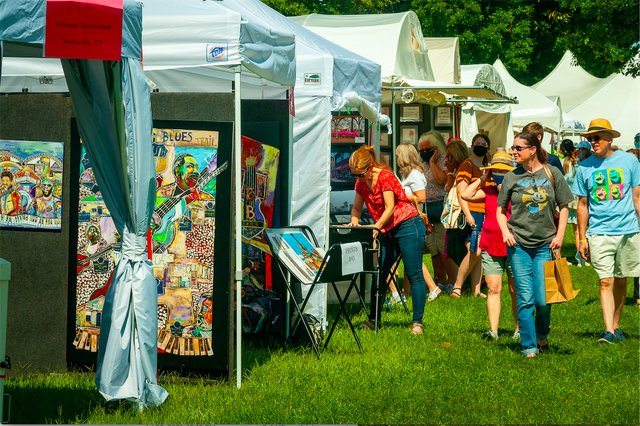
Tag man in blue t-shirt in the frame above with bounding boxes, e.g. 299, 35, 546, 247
573, 118, 640, 344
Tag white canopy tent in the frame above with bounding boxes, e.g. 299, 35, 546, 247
215, 0, 383, 335
1, 0, 297, 390
291, 11, 434, 83
459, 64, 512, 150
292, 13, 512, 106
532, 50, 614, 112
493, 58, 562, 133
424, 37, 460, 84
1, 0, 295, 97
567, 73, 640, 150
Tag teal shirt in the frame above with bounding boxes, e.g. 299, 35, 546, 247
573, 150, 640, 236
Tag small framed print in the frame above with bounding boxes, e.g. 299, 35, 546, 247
399, 104, 422, 122
400, 125, 419, 145
380, 132, 390, 147
435, 106, 452, 126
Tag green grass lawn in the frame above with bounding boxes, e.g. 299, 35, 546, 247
6, 229, 640, 424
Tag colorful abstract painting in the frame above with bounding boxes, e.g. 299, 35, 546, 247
74, 128, 223, 357
239, 136, 283, 334
241, 136, 279, 290
0, 139, 63, 229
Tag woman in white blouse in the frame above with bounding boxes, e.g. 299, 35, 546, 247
396, 143, 442, 302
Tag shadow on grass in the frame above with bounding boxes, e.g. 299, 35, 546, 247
6, 383, 103, 424
624, 296, 640, 306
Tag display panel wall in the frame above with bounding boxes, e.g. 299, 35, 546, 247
67, 121, 234, 373
0, 92, 290, 375
0, 93, 75, 373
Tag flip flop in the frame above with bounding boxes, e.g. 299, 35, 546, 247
450, 288, 462, 299
428, 288, 442, 302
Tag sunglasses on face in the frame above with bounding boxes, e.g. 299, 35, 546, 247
586, 135, 605, 143
511, 145, 530, 152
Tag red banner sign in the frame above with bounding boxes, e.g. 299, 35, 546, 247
45, 0, 123, 61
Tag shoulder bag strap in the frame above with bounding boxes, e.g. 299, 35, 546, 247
542, 164, 555, 189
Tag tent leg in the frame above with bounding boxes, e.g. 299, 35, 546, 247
234, 66, 243, 390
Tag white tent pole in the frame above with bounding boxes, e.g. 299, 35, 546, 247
234, 66, 243, 390
391, 83, 397, 174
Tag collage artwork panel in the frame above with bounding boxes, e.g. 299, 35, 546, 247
0, 139, 64, 229
75, 129, 222, 357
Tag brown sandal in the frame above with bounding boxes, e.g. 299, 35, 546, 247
411, 323, 424, 335
450, 288, 462, 299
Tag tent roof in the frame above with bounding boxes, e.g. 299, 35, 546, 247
532, 50, 614, 111
0, 0, 142, 59
424, 37, 460, 84
382, 78, 514, 105
493, 58, 562, 132
219, 0, 381, 103
141, 0, 294, 86
460, 64, 506, 97
1, 0, 297, 94
567, 73, 640, 150
290, 12, 434, 83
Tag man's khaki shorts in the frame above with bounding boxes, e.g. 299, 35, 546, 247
588, 232, 640, 279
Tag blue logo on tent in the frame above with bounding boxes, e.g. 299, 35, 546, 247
206, 43, 227, 62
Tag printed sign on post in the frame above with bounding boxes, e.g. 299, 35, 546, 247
45, 0, 123, 60
341, 242, 363, 276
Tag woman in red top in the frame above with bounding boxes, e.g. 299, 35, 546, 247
348, 146, 427, 335
460, 149, 519, 341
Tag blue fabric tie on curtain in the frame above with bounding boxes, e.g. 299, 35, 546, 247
61, 57, 168, 410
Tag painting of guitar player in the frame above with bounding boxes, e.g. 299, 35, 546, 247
74, 128, 227, 357
0, 139, 63, 229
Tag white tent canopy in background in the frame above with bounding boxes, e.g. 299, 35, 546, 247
424, 37, 460, 84
459, 64, 512, 150
493, 58, 562, 133
567, 73, 640, 150
290, 11, 435, 83
532, 50, 613, 112
292, 13, 514, 106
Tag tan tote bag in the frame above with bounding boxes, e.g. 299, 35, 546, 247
545, 250, 580, 304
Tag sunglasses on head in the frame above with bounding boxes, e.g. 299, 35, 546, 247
511, 145, 530, 152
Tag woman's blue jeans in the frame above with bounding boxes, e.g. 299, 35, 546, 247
507, 243, 552, 355
371, 216, 427, 324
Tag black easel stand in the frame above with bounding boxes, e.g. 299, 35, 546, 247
266, 226, 369, 358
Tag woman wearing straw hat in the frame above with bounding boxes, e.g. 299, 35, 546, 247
461, 149, 519, 341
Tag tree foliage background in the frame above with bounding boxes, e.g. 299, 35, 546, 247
262, 0, 640, 85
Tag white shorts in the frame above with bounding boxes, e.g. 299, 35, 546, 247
588, 233, 640, 279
